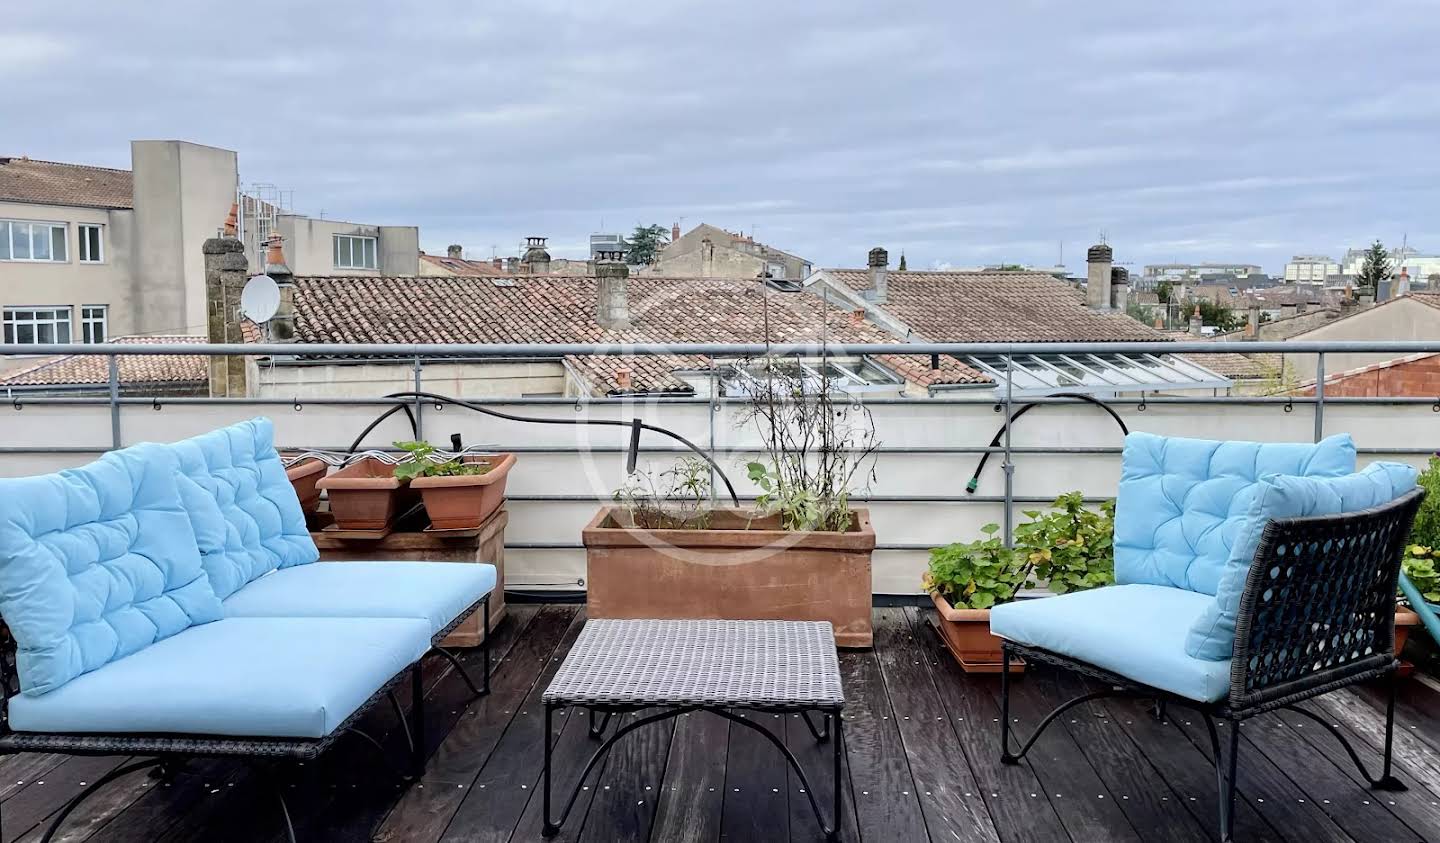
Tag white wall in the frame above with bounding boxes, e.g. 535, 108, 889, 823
0, 392, 1427, 595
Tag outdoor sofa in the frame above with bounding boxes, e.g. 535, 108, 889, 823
0, 418, 496, 841
991, 432, 1424, 842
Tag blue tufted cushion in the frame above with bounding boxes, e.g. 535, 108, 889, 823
1114, 432, 1355, 596
1185, 461, 1418, 661
168, 418, 318, 601
0, 444, 223, 696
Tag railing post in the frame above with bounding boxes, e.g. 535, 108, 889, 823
107, 354, 121, 450
1003, 350, 1015, 548
413, 357, 424, 442
1313, 352, 1325, 443
708, 368, 719, 506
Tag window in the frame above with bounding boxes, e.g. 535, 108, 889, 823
78, 224, 103, 262
333, 234, 378, 270
81, 306, 107, 343
0, 220, 67, 262
2, 307, 72, 345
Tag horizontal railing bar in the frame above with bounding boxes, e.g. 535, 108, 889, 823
505, 542, 947, 551
0, 444, 1432, 457
6, 340, 1440, 357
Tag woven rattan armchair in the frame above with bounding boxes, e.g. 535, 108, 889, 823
997, 488, 1424, 843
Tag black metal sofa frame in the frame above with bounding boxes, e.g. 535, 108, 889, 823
0, 594, 491, 843
998, 489, 1425, 843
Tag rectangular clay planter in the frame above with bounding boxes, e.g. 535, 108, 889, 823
282, 456, 328, 518
317, 457, 418, 531
582, 506, 875, 648
931, 592, 1024, 674
411, 453, 516, 530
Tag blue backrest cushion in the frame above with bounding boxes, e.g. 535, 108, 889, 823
168, 418, 318, 600
1185, 461, 1418, 661
0, 444, 223, 695
1114, 432, 1356, 595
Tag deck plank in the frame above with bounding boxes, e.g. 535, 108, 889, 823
900, 610, 1056, 843
575, 707, 675, 843
649, 712, 728, 843
1039, 671, 1211, 843
406, 606, 579, 843
783, 709, 859, 843
0, 756, 130, 843
833, 639, 930, 843
719, 709, 788, 842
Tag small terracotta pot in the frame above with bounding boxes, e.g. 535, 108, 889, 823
411, 453, 517, 530
282, 457, 327, 517
931, 592, 1024, 673
317, 458, 417, 531
1396, 607, 1421, 654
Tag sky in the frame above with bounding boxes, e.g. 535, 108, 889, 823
5, 0, 1439, 275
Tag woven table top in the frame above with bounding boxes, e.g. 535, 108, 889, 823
543, 619, 844, 709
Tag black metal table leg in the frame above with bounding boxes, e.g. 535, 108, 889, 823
542, 702, 557, 837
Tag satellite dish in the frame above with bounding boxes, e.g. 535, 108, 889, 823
240, 274, 281, 323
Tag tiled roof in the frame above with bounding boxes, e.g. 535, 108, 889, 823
0, 157, 133, 209
1291, 351, 1440, 392
286, 274, 990, 394
419, 253, 509, 276
1184, 351, 1282, 380
0, 336, 205, 388
825, 269, 1166, 343
874, 354, 991, 387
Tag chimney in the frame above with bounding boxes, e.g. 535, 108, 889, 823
595, 250, 631, 329
447, 244, 463, 259
671, 221, 681, 243
223, 203, 238, 237
1086, 244, 1113, 309
614, 366, 633, 393
1280, 302, 1297, 319
1296, 301, 1307, 315
1154, 315, 1164, 329
1398, 267, 1412, 296
1110, 267, 1129, 311
1189, 304, 1204, 336
492, 256, 504, 271
1378, 275, 1393, 303
203, 236, 250, 397
701, 237, 715, 277
262, 234, 297, 342
522, 236, 550, 275
867, 247, 889, 303
1246, 304, 1260, 339
506, 256, 520, 274
850, 308, 866, 327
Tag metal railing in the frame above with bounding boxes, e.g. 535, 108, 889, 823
3, 340, 1438, 590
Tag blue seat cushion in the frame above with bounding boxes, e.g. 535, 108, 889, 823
1185, 461, 1419, 661
168, 418, 318, 600
990, 584, 1231, 703
0, 443, 222, 696
222, 561, 497, 640
1115, 432, 1355, 595
7, 616, 431, 739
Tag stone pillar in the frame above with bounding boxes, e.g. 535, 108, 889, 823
203, 237, 250, 397
1110, 267, 1129, 311
595, 251, 631, 329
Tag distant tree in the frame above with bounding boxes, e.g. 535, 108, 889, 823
1156, 281, 1174, 304
898, 252, 907, 271
995, 263, 1026, 271
1355, 240, 1392, 294
1192, 298, 1240, 332
626, 224, 670, 266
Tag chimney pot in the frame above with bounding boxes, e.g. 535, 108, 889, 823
851, 308, 866, 327
492, 256, 503, 271
447, 244, 463, 259
1110, 266, 1129, 311
1086, 243, 1113, 310
1189, 304, 1204, 336
615, 367, 633, 391
867, 247, 889, 302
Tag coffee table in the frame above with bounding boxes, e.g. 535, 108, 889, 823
540, 618, 845, 840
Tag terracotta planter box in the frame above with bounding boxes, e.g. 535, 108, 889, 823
282, 456, 327, 518
582, 506, 875, 648
411, 453, 517, 530
931, 592, 1024, 674
1396, 607, 1421, 654
317, 458, 418, 531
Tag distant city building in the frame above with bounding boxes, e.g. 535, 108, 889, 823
1342, 246, 1440, 287
1284, 254, 1341, 283
645, 223, 812, 281
0, 141, 418, 354
1140, 262, 1263, 289
589, 232, 627, 261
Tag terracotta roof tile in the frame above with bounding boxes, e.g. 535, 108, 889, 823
874, 354, 990, 387
826, 269, 1165, 343
0, 336, 205, 387
1183, 351, 1282, 380
0, 157, 133, 209
419, 253, 509, 276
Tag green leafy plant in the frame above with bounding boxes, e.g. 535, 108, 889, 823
923, 524, 1030, 610
924, 492, 1116, 608
1014, 492, 1116, 594
1402, 546, 1440, 604
613, 457, 713, 529
1400, 455, 1440, 606
391, 440, 492, 481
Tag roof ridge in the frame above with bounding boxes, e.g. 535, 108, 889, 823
0, 157, 133, 175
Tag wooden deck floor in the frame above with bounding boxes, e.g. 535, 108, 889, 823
4, 604, 1440, 842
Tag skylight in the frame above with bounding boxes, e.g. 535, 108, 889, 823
956, 352, 1230, 397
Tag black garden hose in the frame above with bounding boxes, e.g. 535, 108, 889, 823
966, 392, 1129, 494
344, 390, 741, 506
